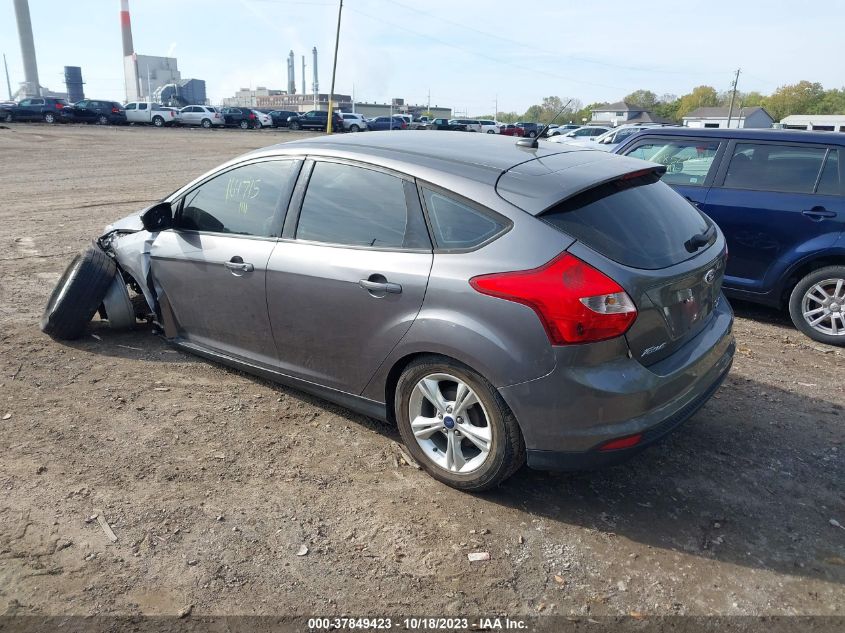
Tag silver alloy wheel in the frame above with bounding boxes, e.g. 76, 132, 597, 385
408, 373, 492, 473
802, 278, 845, 336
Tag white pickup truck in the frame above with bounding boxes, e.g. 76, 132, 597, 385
124, 102, 179, 127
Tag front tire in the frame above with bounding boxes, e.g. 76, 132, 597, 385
788, 266, 845, 346
289, 121, 300, 130
527, 130, 537, 138
395, 356, 525, 491
3, 112, 12, 123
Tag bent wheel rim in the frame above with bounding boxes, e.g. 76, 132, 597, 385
802, 278, 845, 336
408, 373, 492, 474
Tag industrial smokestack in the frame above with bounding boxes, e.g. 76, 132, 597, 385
312, 47, 318, 98
13, 0, 40, 97
64, 66, 84, 103
288, 50, 295, 94
301, 55, 306, 96
120, 0, 141, 102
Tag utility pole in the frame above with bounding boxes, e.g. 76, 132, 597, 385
326, 0, 343, 134
3, 54, 12, 100
725, 68, 741, 129
494, 94, 498, 121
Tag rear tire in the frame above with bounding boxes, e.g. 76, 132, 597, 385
788, 266, 845, 346
239, 120, 249, 129
152, 115, 164, 127
289, 121, 300, 130
3, 112, 12, 123
528, 130, 537, 138
41, 245, 117, 340
395, 356, 525, 491
97, 114, 109, 125
201, 118, 212, 129
44, 112, 56, 124
350, 124, 360, 132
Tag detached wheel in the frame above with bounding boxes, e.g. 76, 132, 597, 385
201, 118, 212, 129
788, 266, 845, 346
41, 245, 117, 340
152, 115, 164, 127
395, 356, 525, 491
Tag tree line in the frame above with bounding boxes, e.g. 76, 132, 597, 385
480, 81, 845, 124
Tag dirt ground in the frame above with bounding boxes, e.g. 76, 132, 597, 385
0, 124, 843, 622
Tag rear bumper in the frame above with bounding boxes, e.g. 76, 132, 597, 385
499, 294, 735, 470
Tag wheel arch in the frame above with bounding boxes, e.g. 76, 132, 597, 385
778, 252, 845, 308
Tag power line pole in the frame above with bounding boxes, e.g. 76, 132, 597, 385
726, 68, 741, 129
326, 0, 343, 134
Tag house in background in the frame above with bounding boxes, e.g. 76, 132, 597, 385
682, 106, 774, 129
590, 101, 673, 126
780, 114, 845, 132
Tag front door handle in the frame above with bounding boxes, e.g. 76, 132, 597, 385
359, 279, 402, 294
802, 207, 836, 221
224, 257, 254, 273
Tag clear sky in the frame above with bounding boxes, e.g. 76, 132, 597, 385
1, 0, 842, 113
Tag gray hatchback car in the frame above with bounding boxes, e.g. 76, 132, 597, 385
43, 132, 735, 491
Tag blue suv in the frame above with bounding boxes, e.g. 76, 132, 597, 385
615, 128, 844, 345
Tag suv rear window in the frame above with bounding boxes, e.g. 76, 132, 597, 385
541, 173, 714, 270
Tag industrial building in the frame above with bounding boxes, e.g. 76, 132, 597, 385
352, 101, 451, 120
154, 79, 207, 107
135, 55, 180, 100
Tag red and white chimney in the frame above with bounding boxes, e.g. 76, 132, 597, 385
121, 0, 141, 101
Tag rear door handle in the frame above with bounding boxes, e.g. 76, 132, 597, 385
359, 279, 402, 294
802, 207, 836, 221
224, 258, 254, 273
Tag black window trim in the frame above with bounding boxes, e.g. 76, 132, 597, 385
622, 135, 728, 189
712, 138, 838, 195
169, 156, 304, 241
415, 180, 513, 254
282, 156, 432, 253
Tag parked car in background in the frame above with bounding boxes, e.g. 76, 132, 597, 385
499, 123, 525, 137
221, 107, 257, 129
551, 125, 612, 144
547, 124, 581, 136
515, 122, 541, 138
124, 102, 178, 127
340, 112, 369, 132
252, 110, 273, 128
615, 127, 845, 345
287, 110, 343, 132
452, 119, 483, 132
431, 118, 466, 131
479, 120, 500, 134
268, 110, 299, 128
368, 116, 407, 131
5, 97, 73, 123
68, 100, 126, 125
178, 105, 225, 128
588, 125, 662, 151
46, 132, 733, 491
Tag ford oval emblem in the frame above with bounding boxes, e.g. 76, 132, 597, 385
704, 269, 716, 284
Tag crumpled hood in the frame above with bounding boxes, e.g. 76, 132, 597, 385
103, 211, 145, 235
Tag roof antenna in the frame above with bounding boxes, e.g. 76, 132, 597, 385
517, 99, 573, 149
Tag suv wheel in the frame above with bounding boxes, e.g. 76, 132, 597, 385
789, 266, 845, 346
395, 356, 525, 491
97, 114, 109, 125
527, 130, 537, 138
201, 118, 212, 129
289, 121, 300, 131
239, 120, 249, 129
44, 112, 56, 124
349, 124, 360, 132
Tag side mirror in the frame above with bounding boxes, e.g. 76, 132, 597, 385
141, 201, 174, 232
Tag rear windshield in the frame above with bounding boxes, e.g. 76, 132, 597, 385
541, 173, 714, 270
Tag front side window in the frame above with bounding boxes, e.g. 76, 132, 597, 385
723, 143, 827, 194
422, 188, 507, 250
125, 103, 136, 111
626, 139, 720, 187
297, 162, 427, 249
175, 160, 299, 237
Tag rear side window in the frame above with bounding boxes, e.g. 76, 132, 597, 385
723, 143, 826, 193
421, 189, 507, 250
815, 150, 840, 195
176, 160, 299, 237
625, 139, 720, 187
541, 173, 713, 270
297, 162, 428, 249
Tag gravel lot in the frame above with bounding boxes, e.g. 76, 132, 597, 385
0, 124, 843, 622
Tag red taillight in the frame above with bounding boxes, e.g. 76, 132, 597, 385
598, 433, 643, 452
55, 102, 64, 109
469, 253, 637, 344
249, 112, 255, 119
112, 106, 120, 113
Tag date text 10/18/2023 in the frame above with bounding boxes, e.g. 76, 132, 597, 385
307, 617, 528, 630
